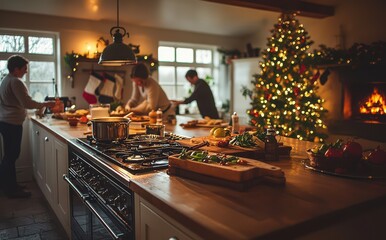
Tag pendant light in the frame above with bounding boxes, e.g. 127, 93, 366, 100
98, 0, 137, 66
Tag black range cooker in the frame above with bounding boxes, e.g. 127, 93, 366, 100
64, 133, 188, 240
77, 133, 187, 173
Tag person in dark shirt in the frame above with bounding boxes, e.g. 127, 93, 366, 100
172, 69, 219, 119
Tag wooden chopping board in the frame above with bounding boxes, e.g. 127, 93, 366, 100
168, 154, 285, 190
176, 137, 292, 158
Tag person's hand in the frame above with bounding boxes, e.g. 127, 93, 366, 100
171, 100, 183, 105
45, 101, 56, 108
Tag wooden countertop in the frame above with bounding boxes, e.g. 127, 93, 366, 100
30, 115, 386, 239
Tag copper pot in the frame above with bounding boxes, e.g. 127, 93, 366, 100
91, 117, 130, 142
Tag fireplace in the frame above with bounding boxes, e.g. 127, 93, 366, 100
344, 83, 386, 122
326, 64, 386, 142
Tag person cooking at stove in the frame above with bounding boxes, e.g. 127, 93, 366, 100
125, 63, 174, 119
0, 55, 56, 198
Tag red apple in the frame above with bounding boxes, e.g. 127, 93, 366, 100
341, 141, 363, 170
325, 147, 343, 159
324, 147, 344, 170
343, 141, 363, 160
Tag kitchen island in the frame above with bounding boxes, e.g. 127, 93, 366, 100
30, 116, 386, 240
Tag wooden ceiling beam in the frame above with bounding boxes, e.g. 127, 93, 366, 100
203, 0, 335, 18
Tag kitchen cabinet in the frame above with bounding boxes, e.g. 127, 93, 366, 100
231, 57, 261, 124
31, 122, 46, 190
53, 138, 70, 236
135, 194, 202, 240
30, 120, 70, 236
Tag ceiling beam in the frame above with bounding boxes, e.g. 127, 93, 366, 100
203, 0, 335, 18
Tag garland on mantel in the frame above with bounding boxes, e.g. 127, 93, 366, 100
64, 50, 159, 82
310, 41, 386, 67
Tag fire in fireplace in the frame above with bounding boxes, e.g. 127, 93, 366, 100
354, 86, 386, 122
359, 88, 386, 115
327, 65, 386, 142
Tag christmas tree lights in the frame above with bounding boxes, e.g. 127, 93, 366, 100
242, 12, 328, 142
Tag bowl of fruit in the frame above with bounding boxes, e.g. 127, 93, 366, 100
306, 139, 386, 178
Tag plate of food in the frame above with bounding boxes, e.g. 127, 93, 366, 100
54, 109, 89, 120
180, 120, 199, 128
196, 118, 228, 128
110, 105, 129, 117
129, 115, 150, 122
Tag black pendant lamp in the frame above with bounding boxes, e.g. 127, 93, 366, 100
98, 0, 137, 66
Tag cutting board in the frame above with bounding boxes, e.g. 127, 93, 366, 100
168, 154, 285, 190
176, 138, 292, 159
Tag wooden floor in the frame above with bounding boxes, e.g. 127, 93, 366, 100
0, 181, 69, 240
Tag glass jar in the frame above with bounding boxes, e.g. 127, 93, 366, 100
264, 126, 279, 161
145, 124, 165, 137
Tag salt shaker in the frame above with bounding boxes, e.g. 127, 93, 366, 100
156, 108, 163, 125
231, 112, 240, 134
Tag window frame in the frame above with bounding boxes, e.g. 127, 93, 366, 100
158, 41, 219, 102
0, 28, 61, 98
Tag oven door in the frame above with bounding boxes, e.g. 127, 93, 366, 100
64, 174, 131, 240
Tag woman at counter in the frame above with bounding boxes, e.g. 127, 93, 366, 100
125, 63, 174, 119
0, 55, 55, 198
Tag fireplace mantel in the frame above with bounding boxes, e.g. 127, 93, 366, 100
319, 64, 386, 84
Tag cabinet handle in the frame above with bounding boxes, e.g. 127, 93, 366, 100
36, 131, 39, 135
169, 237, 179, 240
44, 137, 49, 142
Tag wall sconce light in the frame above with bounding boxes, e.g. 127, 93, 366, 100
98, 0, 137, 66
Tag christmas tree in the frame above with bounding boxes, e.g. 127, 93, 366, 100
242, 12, 328, 142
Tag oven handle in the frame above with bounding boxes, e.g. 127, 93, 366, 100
63, 174, 89, 201
84, 199, 125, 240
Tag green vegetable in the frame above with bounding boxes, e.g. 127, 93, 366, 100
208, 155, 221, 162
178, 150, 240, 166
178, 148, 189, 159
229, 132, 257, 148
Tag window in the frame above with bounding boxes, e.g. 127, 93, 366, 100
158, 42, 220, 108
0, 29, 60, 102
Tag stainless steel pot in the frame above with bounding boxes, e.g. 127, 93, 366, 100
91, 117, 130, 142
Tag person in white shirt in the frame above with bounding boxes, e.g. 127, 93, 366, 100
125, 63, 174, 118
0, 55, 55, 198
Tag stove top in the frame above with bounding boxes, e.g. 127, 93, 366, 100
77, 133, 188, 173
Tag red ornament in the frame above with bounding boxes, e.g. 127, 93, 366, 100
299, 64, 306, 74
265, 93, 272, 101
293, 87, 300, 96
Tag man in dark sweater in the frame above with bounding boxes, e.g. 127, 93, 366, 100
173, 69, 219, 119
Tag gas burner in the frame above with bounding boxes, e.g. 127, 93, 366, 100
77, 133, 187, 174
123, 154, 145, 162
